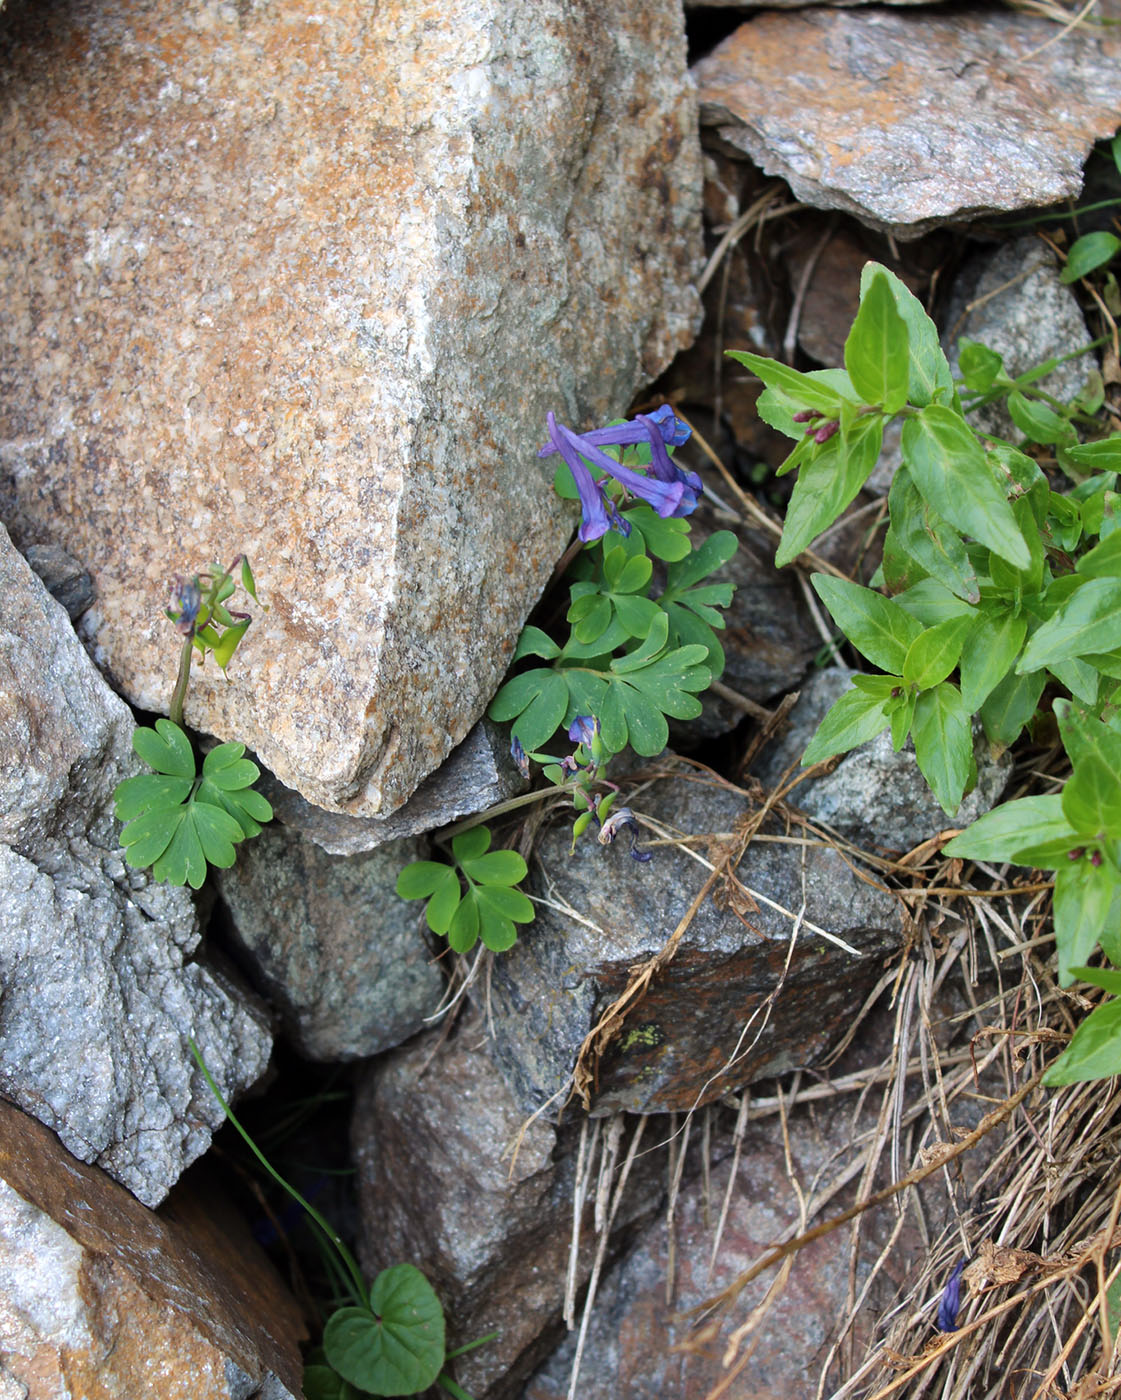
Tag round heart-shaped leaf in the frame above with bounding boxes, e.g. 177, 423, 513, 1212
323, 1265, 445, 1397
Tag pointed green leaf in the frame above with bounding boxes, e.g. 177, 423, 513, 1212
1061, 755, 1121, 836
845, 269, 910, 412
885, 466, 979, 603
775, 415, 883, 568
911, 682, 971, 815
902, 407, 1030, 568
725, 350, 847, 414
1042, 997, 1121, 1085
1006, 391, 1075, 447
212, 618, 250, 671
1018, 578, 1121, 671
980, 668, 1045, 748
801, 684, 892, 766
1060, 230, 1121, 283
942, 794, 1072, 865
1053, 858, 1116, 985
957, 338, 1004, 393
860, 262, 953, 407
811, 575, 923, 674
1064, 436, 1121, 472
902, 614, 976, 691
959, 610, 1026, 711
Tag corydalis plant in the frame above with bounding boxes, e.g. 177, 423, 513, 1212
113, 557, 273, 889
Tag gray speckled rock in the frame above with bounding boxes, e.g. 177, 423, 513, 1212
488, 769, 902, 1118
0, 0, 702, 820
256, 720, 527, 855
695, 8, 1121, 238
947, 237, 1095, 441
755, 667, 1012, 853
216, 823, 445, 1061
0, 524, 271, 1207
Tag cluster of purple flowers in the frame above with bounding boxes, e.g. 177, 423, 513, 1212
538, 404, 702, 542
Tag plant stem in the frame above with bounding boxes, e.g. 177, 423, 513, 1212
169, 637, 193, 727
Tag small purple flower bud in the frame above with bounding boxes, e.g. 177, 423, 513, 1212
510, 735, 530, 781
1068, 847, 1085, 861
568, 716, 599, 747
936, 1260, 965, 1332
168, 577, 202, 635
791, 410, 817, 424
812, 419, 840, 445
1090, 849, 1103, 867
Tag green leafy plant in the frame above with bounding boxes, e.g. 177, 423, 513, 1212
113, 557, 273, 887
396, 825, 535, 953
730, 259, 1121, 1084
190, 1041, 490, 1400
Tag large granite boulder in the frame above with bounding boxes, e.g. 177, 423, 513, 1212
0, 0, 703, 819
0, 525, 271, 1207
694, 7, 1121, 238
0, 1098, 303, 1399
488, 767, 902, 1117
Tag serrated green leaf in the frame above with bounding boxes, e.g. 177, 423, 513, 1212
911, 682, 971, 815
902, 614, 976, 691
114, 772, 193, 821
902, 407, 1030, 569
324, 1265, 445, 1396
812, 575, 923, 674
959, 610, 1026, 711
801, 685, 892, 766
1018, 577, 1121, 671
448, 891, 481, 952
860, 263, 953, 408
845, 269, 910, 412
132, 720, 196, 779
1060, 230, 1121, 283
425, 866, 463, 935
1042, 996, 1121, 1085
452, 826, 491, 863
397, 860, 456, 900
461, 849, 528, 886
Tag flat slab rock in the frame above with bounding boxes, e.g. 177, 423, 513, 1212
489, 768, 902, 1117
694, 6, 1121, 237
0, 0, 702, 819
0, 1098, 303, 1399
0, 524, 271, 1207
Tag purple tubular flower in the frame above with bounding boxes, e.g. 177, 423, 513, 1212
936, 1260, 965, 1332
554, 422, 688, 521
510, 735, 530, 781
168, 577, 202, 635
537, 403, 691, 458
636, 412, 703, 509
545, 412, 612, 542
568, 716, 599, 747
597, 806, 652, 863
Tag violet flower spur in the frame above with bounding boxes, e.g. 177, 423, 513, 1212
537, 403, 691, 458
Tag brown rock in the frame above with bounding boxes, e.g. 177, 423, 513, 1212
352, 1020, 661, 1400
0, 0, 702, 818
0, 1096, 304, 1399
695, 7, 1121, 238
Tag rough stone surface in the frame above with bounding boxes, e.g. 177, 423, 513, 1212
352, 1019, 662, 1400
0, 1097, 303, 1399
22, 543, 94, 620
0, 524, 271, 1206
946, 236, 1095, 440
257, 720, 527, 855
755, 668, 1012, 854
216, 823, 445, 1061
488, 769, 902, 1118
0, 0, 703, 819
681, 516, 818, 740
694, 7, 1121, 237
